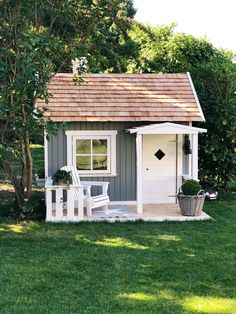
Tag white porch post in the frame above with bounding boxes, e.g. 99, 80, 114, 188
136, 134, 143, 214
192, 133, 198, 180
44, 131, 48, 178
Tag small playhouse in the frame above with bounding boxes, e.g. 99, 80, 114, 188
37, 69, 207, 221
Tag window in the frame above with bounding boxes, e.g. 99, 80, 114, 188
66, 130, 117, 176
75, 137, 109, 173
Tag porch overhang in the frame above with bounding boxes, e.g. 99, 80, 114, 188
127, 122, 207, 135
128, 123, 207, 214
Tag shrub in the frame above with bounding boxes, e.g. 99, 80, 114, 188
36, 168, 45, 179
181, 180, 202, 195
52, 170, 72, 185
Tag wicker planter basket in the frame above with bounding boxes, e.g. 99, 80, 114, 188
177, 191, 205, 216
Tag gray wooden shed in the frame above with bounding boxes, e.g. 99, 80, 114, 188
38, 72, 207, 212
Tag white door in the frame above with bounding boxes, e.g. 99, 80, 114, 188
142, 134, 177, 203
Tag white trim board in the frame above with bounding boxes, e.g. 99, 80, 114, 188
127, 122, 207, 135
44, 131, 49, 178
85, 212, 211, 223
65, 130, 118, 136
109, 201, 137, 205
136, 133, 143, 213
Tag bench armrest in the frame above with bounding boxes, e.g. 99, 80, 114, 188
81, 181, 109, 194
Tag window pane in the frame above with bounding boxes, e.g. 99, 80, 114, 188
76, 140, 91, 154
76, 156, 91, 170
93, 139, 107, 154
93, 156, 107, 170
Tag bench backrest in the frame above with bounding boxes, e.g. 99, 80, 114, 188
61, 166, 81, 186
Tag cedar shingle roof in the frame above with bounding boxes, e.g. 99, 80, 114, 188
37, 73, 205, 122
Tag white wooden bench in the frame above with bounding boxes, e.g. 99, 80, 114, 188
61, 166, 110, 217
45, 178, 84, 222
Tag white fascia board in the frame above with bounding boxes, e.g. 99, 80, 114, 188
128, 122, 168, 134
128, 122, 207, 135
187, 72, 206, 122
140, 127, 207, 135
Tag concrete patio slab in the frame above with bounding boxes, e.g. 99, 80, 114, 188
85, 204, 211, 222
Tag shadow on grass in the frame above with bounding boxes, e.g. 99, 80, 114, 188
0, 201, 235, 313
0, 184, 45, 220
0, 182, 235, 313
0, 189, 16, 217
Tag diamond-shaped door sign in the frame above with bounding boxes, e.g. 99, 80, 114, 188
154, 149, 165, 160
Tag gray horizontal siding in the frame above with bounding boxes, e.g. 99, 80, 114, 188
47, 122, 137, 201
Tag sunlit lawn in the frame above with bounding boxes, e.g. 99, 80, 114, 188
0, 196, 235, 313
0, 144, 235, 313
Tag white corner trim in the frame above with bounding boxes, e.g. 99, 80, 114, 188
177, 134, 183, 192
192, 133, 198, 180
110, 132, 117, 176
187, 72, 206, 122
66, 132, 73, 166
136, 134, 143, 214
44, 131, 49, 178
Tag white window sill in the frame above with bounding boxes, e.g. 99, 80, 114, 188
79, 173, 118, 178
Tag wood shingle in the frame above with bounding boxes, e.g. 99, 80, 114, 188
37, 73, 205, 122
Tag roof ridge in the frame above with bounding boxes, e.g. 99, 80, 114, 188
54, 72, 187, 76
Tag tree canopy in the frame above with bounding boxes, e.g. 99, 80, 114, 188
126, 23, 236, 188
0, 1, 235, 216
0, 0, 136, 212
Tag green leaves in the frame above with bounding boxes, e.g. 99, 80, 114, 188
196, 59, 236, 188
127, 22, 236, 189
0, 0, 137, 209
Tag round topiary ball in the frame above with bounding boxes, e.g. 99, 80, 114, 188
181, 180, 202, 195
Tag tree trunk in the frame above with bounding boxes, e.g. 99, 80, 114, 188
1, 160, 25, 209
24, 129, 33, 201
21, 109, 33, 201
20, 141, 27, 193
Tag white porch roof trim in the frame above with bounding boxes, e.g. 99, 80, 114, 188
127, 122, 207, 135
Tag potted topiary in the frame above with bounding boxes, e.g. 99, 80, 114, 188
177, 179, 205, 216
35, 168, 46, 187
52, 169, 73, 186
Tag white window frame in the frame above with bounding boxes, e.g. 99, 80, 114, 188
65, 130, 117, 177
74, 135, 110, 174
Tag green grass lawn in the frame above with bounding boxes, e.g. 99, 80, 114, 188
0, 144, 45, 217
0, 145, 235, 313
0, 197, 235, 313
0, 144, 44, 181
